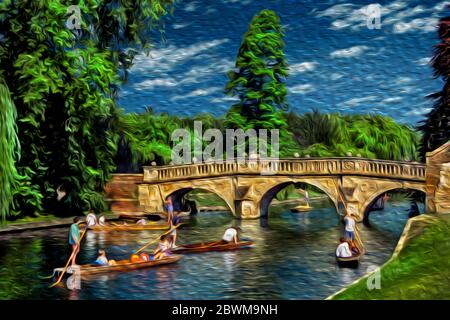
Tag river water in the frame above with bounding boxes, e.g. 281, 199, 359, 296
0, 200, 421, 300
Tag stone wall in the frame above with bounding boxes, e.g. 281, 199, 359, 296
105, 174, 143, 214
425, 141, 450, 214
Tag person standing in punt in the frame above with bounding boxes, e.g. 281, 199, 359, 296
165, 197, 174, 223
169, 214, 182, 248
344, 213, 356, 241
68, 217, 82, 266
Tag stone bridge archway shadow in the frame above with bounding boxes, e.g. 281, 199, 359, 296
363, 187, 426, 227
259, 180, 339, 219
166, 187, 234, 215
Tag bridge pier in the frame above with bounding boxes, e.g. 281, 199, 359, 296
234, 200, 260, 219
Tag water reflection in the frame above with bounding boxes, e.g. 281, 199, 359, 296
0, 200, 411, 300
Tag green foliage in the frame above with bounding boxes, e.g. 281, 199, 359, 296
420, 15, 450, 156
115, 108, 420, 172
0, 0, 174, 217
332, 215, 450, 300
0, 80, 21, 223
225, 9, 289, 131
116, 109, 228, 170
118, 109, 179, 168
286, 111, 420, 161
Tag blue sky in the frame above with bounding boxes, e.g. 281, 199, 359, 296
118, 0, 447, 125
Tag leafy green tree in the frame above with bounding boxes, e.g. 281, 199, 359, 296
0, 0, 174, 216
0, 80, 20, 223
287, 111, 419, 161
225, 9, 288, 131
420, 15, 450, 156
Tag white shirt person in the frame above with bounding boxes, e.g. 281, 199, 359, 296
336, 238, 353, 258
222, 227, 239, 243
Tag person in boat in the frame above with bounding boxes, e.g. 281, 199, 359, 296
86, 212, 97, 227
221, 225, 240, 244
168, 215, 182, 248
136, 218, 148, 225
343, 213, 356, 241
153, 234, 172, 260
98, 215, 107, 226
407, 201, 420, 218
336, 237, 353, 258
165, 197, 174, 223
94, 249, 117, 266
68, 217, 82, 266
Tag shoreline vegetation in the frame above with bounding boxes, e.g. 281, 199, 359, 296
330, 213, 450, 300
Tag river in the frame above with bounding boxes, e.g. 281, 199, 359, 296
0, 200, 422, 300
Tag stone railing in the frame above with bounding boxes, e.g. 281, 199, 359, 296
142, 158, 426, 183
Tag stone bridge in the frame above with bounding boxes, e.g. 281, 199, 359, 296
137, 157, 428, 221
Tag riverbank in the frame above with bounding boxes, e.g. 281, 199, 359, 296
329, 213, 450, 300
0, 193, 329, 233
0, 213, 119, 234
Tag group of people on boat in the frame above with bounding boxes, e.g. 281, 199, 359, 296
335, 213, 360, 259
67, 196, 243, 268
86, 212, 107, 227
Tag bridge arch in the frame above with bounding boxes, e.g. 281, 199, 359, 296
257, 177, 339, 218
166, 187, 234, 214
158, 178, 236, 216
361, 185, 426, 225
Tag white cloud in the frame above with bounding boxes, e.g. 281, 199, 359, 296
134, 78, 177, 90
405, 108, 432, 116
184, 1, 198, 12
210, 96, 239, 103
330, 45, 369, 58
172, 23, 191, 30
330, 73, 344, 81
415, 57, 431, 66
340, 95, 379, 107
393, 17, 438, 34
316, 4, 355, 18
171, 87, 222, 101
383, 97, 403, 103
130, 39, 230, 74
128, 39, 231, 92
290, 84, 314, 94
316, 0, 446, 33
394, 76, 413, 84
289, 62, 319, 73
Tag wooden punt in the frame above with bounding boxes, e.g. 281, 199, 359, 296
88, 222, 170, 232
336, 228, 365, 268
171, 240, 254, 254
336, 252, 363, 268
54, 255, 182, 277
290, 204, 313, 213
118, 213, 166, 221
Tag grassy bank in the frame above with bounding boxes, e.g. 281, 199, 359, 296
332, 214, 450, 300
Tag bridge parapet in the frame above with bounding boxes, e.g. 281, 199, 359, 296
143, 158, 426, 183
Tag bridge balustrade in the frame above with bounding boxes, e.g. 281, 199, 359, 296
142, 158, 426, 183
